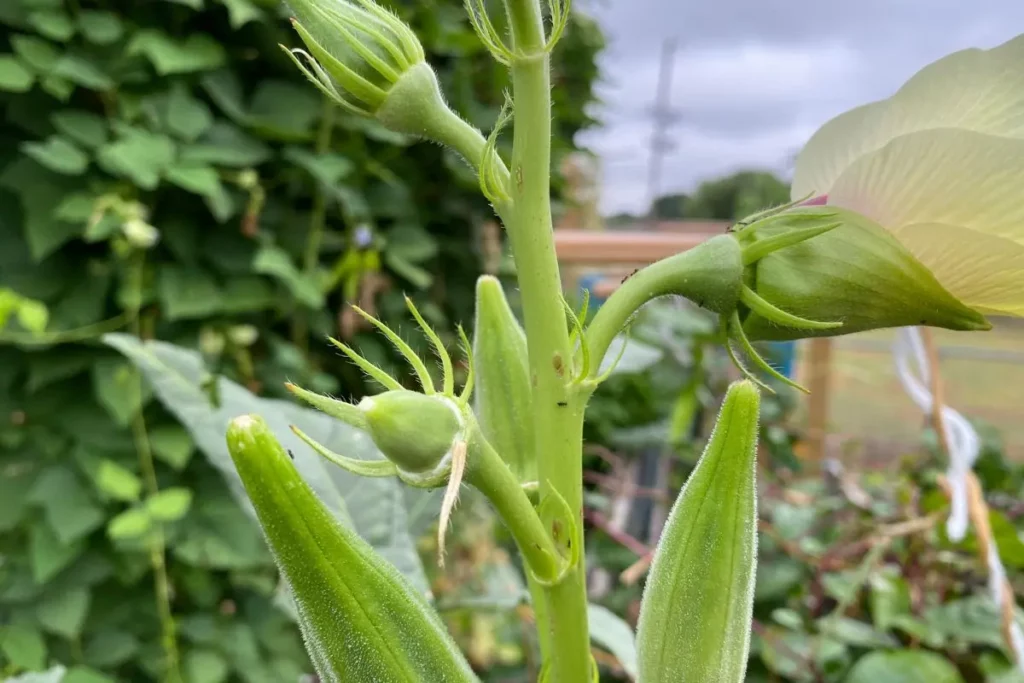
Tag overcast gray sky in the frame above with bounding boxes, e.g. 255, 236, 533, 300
577, 1, 1024, 215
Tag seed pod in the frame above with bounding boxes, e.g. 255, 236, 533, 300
740, 206, 989, 341
472, 276, 536, 483
226, 415, 479, 683
636, 380, 760, 683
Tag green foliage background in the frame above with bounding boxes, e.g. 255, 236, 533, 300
0, 0, 603, 680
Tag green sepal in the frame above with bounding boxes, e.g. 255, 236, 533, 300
636, 380, 761, 683
741, 206, 990, 340
531, 485, 579, 585
225, 415, 479, 683
285, 382, 368, 429
472, 276, 537, 483
290, 425, 399, 479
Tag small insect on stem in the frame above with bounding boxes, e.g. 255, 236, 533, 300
621, 268, 639, 284
287, 449, 295, 460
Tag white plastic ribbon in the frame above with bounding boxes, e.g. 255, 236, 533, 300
893, 328, 979, 541
893, 327, 1024, 669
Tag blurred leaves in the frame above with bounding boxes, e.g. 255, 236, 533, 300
0, 0, 603, 680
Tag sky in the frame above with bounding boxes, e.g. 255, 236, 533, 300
576, 0, 1024, 216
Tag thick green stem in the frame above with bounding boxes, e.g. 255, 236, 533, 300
469, 438, 562, 581
525, 572, 552, 662
585, 235, 745, 376
504, 0, 591, 679
428, 108, 510, 183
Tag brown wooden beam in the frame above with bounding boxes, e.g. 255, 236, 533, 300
553, 229, 716, 265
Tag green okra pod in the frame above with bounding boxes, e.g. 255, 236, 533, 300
226, 414, 479, 683
472, 275, 537, 483
636, 380, 761, 683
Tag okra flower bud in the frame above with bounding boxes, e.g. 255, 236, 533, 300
286, 384, 465, 488
360, 390, 463, 485
285, 298, 568, 579
283, 0, 462, 139
737, 206, 990, 341
586, 201, 988, 393
792, 34, 1024, 317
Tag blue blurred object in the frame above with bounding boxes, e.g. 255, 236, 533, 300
577, 272, 609, 309
767, 341, 797, 378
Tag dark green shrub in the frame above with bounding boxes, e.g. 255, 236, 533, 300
0, 1, 602, 680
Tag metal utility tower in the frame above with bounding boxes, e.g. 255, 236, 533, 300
645, 38, 680, 222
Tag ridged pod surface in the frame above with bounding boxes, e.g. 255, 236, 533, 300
636, 380, 760, 683
226, 415, 479, 683
472, 276, 536, 482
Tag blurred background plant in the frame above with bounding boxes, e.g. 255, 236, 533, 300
0, 0, 602, 680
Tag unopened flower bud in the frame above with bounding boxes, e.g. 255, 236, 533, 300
283, 0, 458, 138
738, 206, 990, 341
359, 390, 461, 476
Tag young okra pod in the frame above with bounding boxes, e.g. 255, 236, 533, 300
226, 415, 479, 683
636, 380, 761, 683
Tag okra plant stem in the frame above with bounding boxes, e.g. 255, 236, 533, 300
470, 438, 562, 581
505, 0, 591, 678
428, 109, 510, 186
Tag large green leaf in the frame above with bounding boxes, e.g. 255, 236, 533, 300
0, 55, 34, 92
36, 587, 91, 639
589, 603, 638, 679
127, 30, 226, 75
50, 111, 107, 150
0, 623, 47, 670
76, 11, 123, 45
158, 266, 223, 320
216, 0, 263, 28
21, 136, 88, 175
845, 650, 964, 683
96, 128, 176, 190
924, 595, 1024, 650
3, 667, 67, 683
0, 157, 82, 260
28, 466, 105, 544
29, 521, 84, 583
252, 245, 322, 308
179, 121, 270, 167
103, 334, 430, 592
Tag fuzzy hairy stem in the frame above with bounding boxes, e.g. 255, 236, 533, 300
503, 0, 591, 678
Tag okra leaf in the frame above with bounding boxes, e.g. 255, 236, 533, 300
103, 334, 430, 593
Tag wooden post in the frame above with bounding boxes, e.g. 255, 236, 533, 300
804, 338, 833, 462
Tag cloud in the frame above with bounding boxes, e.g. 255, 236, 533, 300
578, 0, 1024, 215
